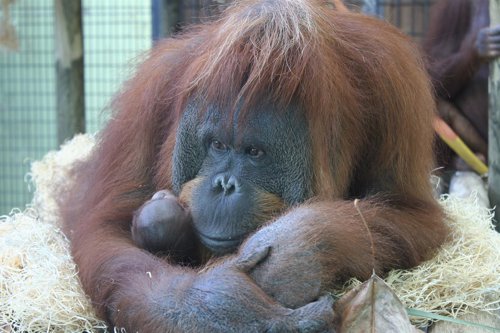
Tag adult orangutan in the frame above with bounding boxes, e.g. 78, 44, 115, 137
423, 0, 500, 168
61, 0, 448, 331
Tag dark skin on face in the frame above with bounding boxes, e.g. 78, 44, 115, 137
132, 103, 309, 261
62, 1, 448, 332
424, 0, 500, 168
131, 102, 334, 329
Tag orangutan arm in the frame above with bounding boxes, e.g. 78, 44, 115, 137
240, 198, 447, 309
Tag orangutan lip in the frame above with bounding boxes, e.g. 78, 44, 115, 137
197, 232, 245, 251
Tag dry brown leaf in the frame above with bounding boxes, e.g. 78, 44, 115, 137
334, 274, 419, 332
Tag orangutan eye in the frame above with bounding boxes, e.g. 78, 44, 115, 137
211, 139, 227, 151
247, 146, 264, 158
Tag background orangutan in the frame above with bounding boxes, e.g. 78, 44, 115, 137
61, 0, 447, 331
423, 0, 500, 169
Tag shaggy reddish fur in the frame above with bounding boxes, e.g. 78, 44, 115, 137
61, 0, 447, 330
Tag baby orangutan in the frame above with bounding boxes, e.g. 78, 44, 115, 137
131, 190, 201, 262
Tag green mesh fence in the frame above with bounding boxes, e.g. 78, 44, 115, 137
0, 0, 151, 214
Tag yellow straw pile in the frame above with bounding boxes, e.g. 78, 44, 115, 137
0, 210, 107, 332
0, 135, 106, 332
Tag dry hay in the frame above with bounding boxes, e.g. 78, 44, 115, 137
1, 134, 499, 331
392, 194, 500, 325
0, 210, 107, 332
27, 134, 96, 224
0, 135, 107, 332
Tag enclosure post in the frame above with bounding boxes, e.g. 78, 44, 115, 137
152, 0, 181, 40
489, 0, 500, 228
54, 0, 85, 145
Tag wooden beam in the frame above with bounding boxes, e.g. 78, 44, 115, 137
489, 0, 500, 229
54, 0, 85, 144
152, 0, 182, 39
